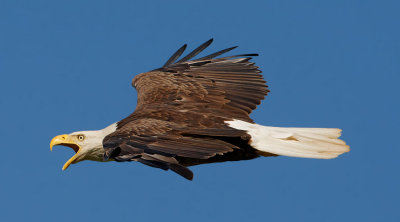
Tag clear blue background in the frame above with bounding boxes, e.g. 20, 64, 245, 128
1, 0, 398, 221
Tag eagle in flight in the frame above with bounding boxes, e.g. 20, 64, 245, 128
50, 39, 349, 180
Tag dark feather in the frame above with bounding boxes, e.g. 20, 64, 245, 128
196, 46, 238, 60
177, 39, 213, 63
163, 44, 187, 67
137, 159, 169, 170
169, 164, 193, 180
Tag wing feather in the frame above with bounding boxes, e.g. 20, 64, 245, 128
176, 38, 213, 63
163, 44, 187, 67
196, 46, 238, 60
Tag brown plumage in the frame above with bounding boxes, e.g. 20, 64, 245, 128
102, 39, 272, 180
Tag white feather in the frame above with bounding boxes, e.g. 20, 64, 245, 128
225, 120, 349, 159
69, 123, 117, 162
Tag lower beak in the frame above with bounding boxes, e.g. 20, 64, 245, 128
50, 135, 81, 170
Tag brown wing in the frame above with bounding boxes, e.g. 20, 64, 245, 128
129, 44, 268, 122
103, 39, 270, 180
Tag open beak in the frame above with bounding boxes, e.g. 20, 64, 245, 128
50, 135, 81, 170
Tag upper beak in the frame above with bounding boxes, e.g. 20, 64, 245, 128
50, 134, 81, 170
50, 134, 68, 151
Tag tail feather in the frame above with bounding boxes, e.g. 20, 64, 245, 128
226, 120, 349, 159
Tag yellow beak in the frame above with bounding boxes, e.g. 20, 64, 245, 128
50, 134, 81, 170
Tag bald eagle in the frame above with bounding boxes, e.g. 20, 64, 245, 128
50, 39, 349, 180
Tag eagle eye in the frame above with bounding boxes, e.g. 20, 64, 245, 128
77, 135, 85, 141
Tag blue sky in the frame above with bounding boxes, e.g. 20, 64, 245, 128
1, 0, 399, 221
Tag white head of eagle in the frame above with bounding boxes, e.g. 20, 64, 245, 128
50, 123, 117, 170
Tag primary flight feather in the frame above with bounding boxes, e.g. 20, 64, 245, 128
50, 39, 349, 180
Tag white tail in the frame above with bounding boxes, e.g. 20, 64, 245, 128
226, 120, 349, 159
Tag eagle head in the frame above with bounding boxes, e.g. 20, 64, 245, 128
50, 123, 117, 170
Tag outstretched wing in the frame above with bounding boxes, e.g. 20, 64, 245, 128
129, 39, 268, 122
103, 39, 270, 180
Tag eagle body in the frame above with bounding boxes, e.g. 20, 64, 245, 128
50, 39, 349, 180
